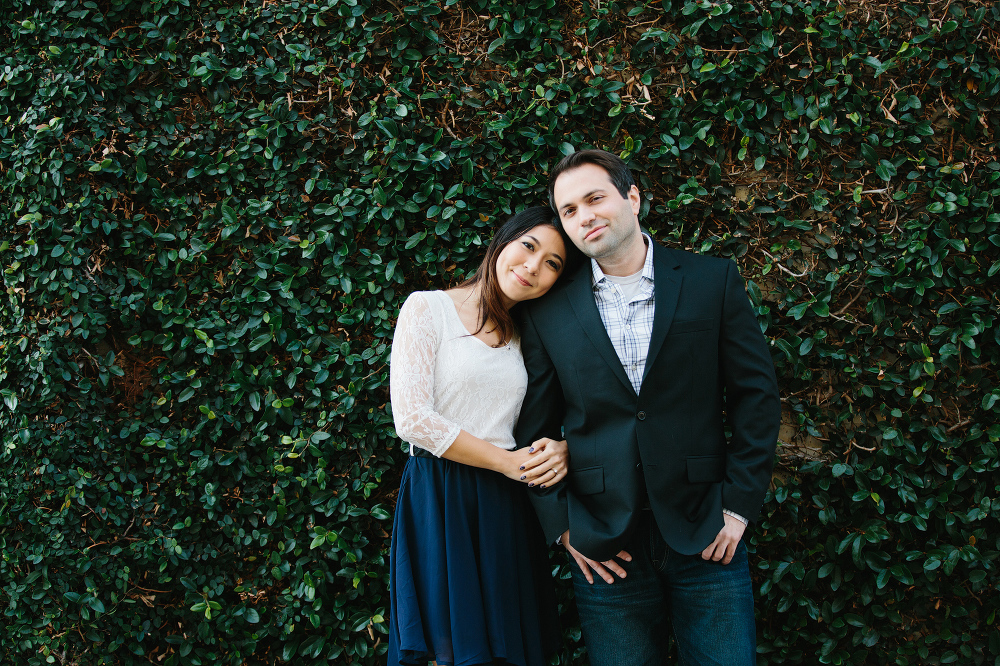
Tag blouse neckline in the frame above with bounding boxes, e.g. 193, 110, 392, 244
436, 291, 512, 351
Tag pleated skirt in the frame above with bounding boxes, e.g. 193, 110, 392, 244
388, 455, 560, 666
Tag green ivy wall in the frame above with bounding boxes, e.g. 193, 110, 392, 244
1, 0, 998, 664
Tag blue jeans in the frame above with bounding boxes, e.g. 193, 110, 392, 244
571, 512, 756, 666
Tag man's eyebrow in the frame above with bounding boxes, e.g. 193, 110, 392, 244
524, 235, 565, 263
559, 189, 604, 211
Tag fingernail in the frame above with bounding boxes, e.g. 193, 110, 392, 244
519, 466, 525, 470
540, 484, 545, 488
528, 482, 534, 487
520, 475, 526, 480
529, 447, 535, 452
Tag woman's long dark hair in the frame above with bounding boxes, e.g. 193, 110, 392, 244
460, 206, 581, 346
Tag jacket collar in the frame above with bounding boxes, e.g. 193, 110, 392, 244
564, 239, 683, 395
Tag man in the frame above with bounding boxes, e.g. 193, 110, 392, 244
514, 149, 780, 665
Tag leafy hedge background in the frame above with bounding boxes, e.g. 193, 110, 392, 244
2, 0, 998, 664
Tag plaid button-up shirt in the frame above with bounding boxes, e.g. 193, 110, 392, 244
591, 235, 656, 394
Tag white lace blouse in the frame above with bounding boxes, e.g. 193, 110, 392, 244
390, 290, 528, 457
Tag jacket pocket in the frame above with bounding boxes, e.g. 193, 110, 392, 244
686, 455, 725, 483
570, 466, 605, 495
668, 318, 714, 335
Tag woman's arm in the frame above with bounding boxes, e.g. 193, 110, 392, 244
390, 293, 463, 456
442, 433, 568, 485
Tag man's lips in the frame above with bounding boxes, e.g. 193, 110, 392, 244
584, 225, 606, 240
513, 272, 532, 287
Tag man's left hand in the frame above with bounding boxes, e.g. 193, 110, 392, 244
701, 513, 746, 564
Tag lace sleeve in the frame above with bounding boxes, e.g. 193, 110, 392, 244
389, 292, 462, 456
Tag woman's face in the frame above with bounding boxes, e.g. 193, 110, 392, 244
494, 224, 568, 305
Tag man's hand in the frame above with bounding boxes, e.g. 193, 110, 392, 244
562, 530, 632, 584
701, 513, 746, 564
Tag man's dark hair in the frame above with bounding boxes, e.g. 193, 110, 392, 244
547, 149, 637, 212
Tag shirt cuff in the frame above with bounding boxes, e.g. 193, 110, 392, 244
723, 508, 749, 525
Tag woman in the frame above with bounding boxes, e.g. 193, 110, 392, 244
387, 206, 581, 666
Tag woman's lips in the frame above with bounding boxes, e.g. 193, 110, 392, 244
513, 272, 531, 287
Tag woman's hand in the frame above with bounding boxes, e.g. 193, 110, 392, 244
517, 437, 568, 487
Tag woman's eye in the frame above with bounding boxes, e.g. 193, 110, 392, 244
548, 260, 561, 270
522, 241, 535, 250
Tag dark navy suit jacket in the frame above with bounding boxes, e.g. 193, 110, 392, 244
514, 240, 780, 561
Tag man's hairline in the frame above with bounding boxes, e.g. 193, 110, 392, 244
551, 164, 636, 214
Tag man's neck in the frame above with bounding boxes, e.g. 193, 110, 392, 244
596, 232, 648, 277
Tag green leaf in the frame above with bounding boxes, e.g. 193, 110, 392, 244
299, 635, 325, 658
860, 144, 878, 165
875, 160, 897, 181
787, 302, 811, 320
281, 640, 300, 662
248, 333, 272, 351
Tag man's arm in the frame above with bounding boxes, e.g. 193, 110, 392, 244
701, 261, 779, 564
514, 306, 570, 545
717, 260, 781, 522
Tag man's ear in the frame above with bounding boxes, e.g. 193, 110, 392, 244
628, 185, 641, 216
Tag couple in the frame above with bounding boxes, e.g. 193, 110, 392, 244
387, 150, 781, 666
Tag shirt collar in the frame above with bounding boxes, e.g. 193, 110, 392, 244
591, 233, 655, 289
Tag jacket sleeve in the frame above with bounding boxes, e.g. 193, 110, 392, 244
390, 292, 462, 457
514, 305, 570, 544
718, 260, 781, 522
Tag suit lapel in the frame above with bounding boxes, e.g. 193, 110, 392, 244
565, 264, 636, 396
642, 243, 683, 385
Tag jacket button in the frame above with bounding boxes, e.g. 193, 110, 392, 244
636, 463, 643, 470
637, 411, 646, 420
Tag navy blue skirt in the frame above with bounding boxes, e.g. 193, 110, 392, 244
388, 455, 560, 666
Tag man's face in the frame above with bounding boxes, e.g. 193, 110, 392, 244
551, 162, 641, 260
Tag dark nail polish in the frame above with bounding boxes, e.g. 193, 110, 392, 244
528, 482, 534, 487
520, 475, 526, 480
528, 447, 535, 452
519, 466, 525, 470
540, 484, 546, 488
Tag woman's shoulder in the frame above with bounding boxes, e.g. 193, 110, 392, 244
399, 290, 449, 322
402, 289, 445, 304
